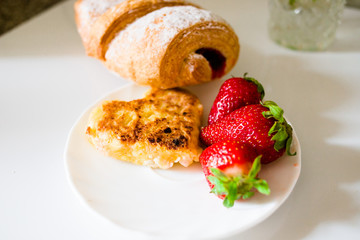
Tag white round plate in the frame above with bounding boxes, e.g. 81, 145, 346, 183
64, 81, 301, 239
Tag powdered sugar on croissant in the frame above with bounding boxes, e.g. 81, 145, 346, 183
75, 0, 125, 46
75, 0, 240, 89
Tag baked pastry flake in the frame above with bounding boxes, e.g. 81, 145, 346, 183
75, 0, 240, 89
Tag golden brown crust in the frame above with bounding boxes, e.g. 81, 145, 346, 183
85, 88, 203, 169
90, 0, 198, 59
75, 0, 197, 59
74, 0, 240, 89
104, 6, 239, 89
159, 21, 240, 88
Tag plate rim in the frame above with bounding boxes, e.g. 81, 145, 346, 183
64, 83, 302, 239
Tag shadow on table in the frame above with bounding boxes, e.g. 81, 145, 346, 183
223, 48, 360, 240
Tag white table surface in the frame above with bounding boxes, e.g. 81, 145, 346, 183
1, 0, 360, 239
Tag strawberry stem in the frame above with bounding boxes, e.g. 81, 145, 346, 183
208, 155, 270, 208
262, 101, 296, 156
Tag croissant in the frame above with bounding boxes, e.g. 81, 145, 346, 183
75, 0, 240, 89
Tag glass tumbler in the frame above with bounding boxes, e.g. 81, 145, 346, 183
268, 0, 346, 51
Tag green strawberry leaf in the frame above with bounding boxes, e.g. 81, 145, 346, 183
263, 101, 284, 121
243, 73, 265, 100
268, 122, 280, 136
261, 101, 296, 156
253, 180, 270, 195
207, 175, 220, 187
248, 155, 262, 179
272, 128, 288, 151
286, 136, 296, 156
273, 138, 286, 152
208, 175, 228, 195
242, 191, 255, 199
274, 127, 288, 141
223, 195, 234, 208
262, 111, 272, 119
228, 182, 238, 199
210, 168, 230, 182
207, 155, 271, 208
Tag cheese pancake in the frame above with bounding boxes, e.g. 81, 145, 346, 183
85, 88, 203, 169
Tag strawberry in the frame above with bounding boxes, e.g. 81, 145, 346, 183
199, 140, 270, 207
201, 101, 295, 164
208, 73, 265, 125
